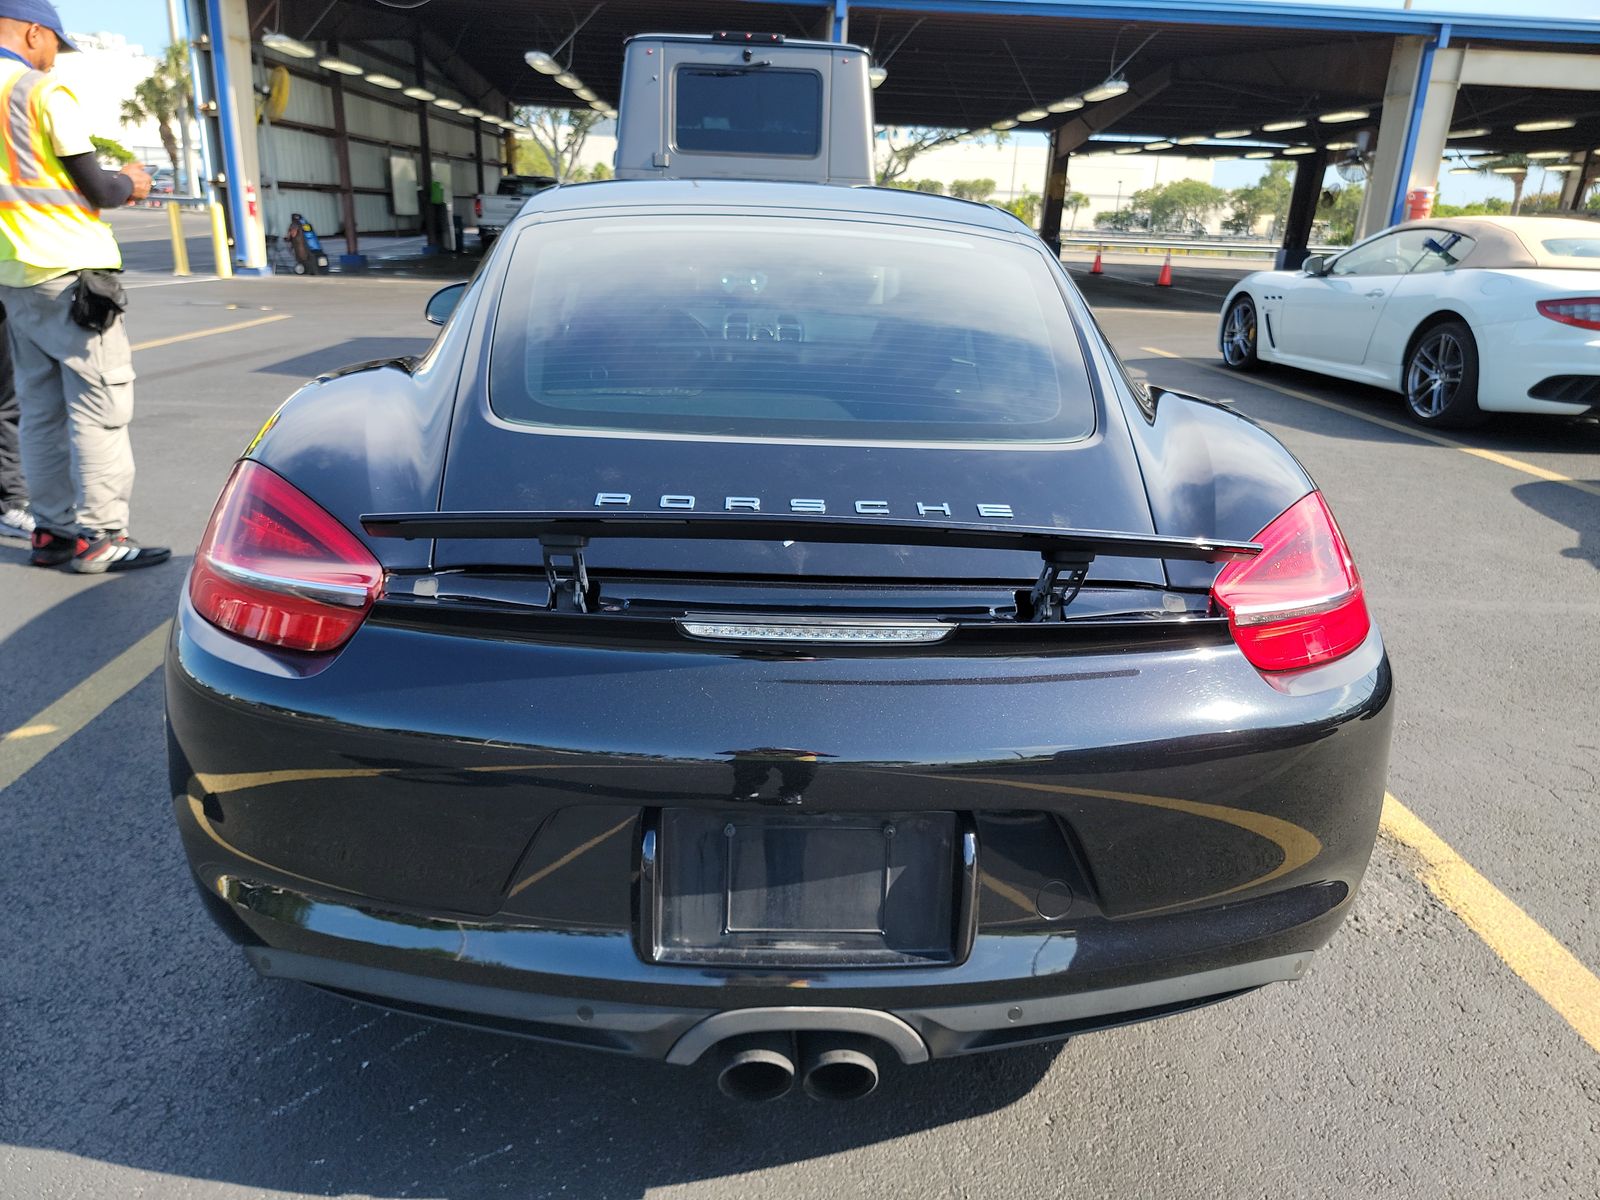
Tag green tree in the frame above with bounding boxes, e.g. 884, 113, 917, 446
119, 40, 191, 175
1224, 162, 1294, 235
949, 178, 997, 202
1132, 178, 1229, 231
1469, 154, 1532, 214
1095, 207, 1142, 231
91, 135, 135, 165
1317, 183, 1364, 244
512, 107, 605, 179
1000, 191, 1041, 227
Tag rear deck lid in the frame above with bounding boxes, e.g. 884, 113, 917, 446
436, 206, 1164, 584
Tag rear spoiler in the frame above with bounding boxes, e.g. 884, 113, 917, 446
360, 510, 1260, 619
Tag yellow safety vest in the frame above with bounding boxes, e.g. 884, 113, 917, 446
0, 62, 121, 282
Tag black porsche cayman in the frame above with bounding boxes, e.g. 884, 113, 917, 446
167, 180, 1393, 1102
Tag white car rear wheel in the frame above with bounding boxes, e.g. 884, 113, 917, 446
1403, 321, 1485, 428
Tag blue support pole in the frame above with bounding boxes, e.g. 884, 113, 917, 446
203, 0, 268, 274
832, 0, 849, 42
1388, 24, 1451, 228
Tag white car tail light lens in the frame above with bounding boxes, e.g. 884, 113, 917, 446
1211, 491, 1369, 672
1536, 298, 1600, 331
189, 461, 383, 653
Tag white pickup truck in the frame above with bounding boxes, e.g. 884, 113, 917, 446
473, 174, 558, 247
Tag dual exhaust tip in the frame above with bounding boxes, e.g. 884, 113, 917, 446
716, 1032, 881, 1102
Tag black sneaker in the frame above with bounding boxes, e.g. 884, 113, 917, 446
70, 531, 172, 574
30, 528, 77, 567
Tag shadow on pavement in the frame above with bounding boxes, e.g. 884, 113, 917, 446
255, 337, 437, 378
1513, 479, 1600, 568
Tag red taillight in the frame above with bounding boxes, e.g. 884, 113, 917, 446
189, 461, 382, 653
474, 197, 483, 218
1537, 298, 1600, 331
1211, 491, 1370, 673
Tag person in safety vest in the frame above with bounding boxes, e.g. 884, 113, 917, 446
0, 0, 168, 572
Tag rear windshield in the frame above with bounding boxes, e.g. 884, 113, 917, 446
499, 177, 555, 196
486, 215, 1096, 444
1540, 236, 1600, 260
674, 67, 822, 157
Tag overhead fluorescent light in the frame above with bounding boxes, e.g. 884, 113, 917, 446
1174, 135, 1207, 145
433, 97, 463, 111
1113, 145, 1141, 155
1214, 128, 1251, 139
1543, 163, 1581, 172
364, 73, 403, 89
1526, 150, 1570, 160
1491, 165, 1527, 174
1448, 167, 1477, 175
1082, 77, 1129, 102
1046, 97, 1084, 113
1244, 150, 1275, 159
317, 57, 363, 76
1018, 108, 1049, 122
1282, 146, 1316, 155
1261, 119, 1307, 133
1514, 118, 1574, 132
588, 99, 608, 111
992, 118, 1018, 130
555, 72, 581, 89
262, 32, 316, 59
1143, 141, 1173, 151
1325, 140, 1357, 151
1447, 127, 1489, 139
1318, 109, 1369, 124
402, 86, 436, 101
459, 107, 485, 118
573, 86, 596, 102
868, 65, 887, 88
525, 50, 561, 75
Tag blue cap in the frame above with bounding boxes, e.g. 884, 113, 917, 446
0, 0, 79, 52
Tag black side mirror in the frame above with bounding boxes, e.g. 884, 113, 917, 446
1302, 255, 1327, 276
425, 282, 467, 326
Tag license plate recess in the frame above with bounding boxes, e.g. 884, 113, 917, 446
648, 809, 969, 967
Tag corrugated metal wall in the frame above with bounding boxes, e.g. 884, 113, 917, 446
257, 38, 506, 246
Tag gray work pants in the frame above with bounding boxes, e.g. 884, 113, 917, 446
2, 274, 136, 535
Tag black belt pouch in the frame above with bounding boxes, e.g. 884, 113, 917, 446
69, 270, 127, 333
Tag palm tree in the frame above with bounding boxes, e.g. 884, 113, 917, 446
1064, 190, 1089, 232
120, 42, 191, 176
1472, 153, 1532, 214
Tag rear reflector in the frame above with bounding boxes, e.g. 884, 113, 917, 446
189, 461, 383, 653
1211, 491, 1369, 672
1536, 298, 1600, 331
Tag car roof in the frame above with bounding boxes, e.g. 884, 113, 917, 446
1388, 214, 1600, 269
510, 179, 1026, 234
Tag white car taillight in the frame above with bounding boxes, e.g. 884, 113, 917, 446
1536, 298, 1600, 331
189, 462, 383, 653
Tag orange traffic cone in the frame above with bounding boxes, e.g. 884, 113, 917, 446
1090, 246, 1104, 275
1156, 252, 1173, 287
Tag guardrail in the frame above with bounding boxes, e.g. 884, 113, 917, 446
1060, 234, 1342, 258
145, 196, 232, 280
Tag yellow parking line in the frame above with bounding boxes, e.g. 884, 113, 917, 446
1381, 793, 1600, 1053
1139, 348, 1600, 500
132, 313, 292, 353
0, 623, 168, 792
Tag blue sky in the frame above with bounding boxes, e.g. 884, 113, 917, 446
57, 0, 175, 51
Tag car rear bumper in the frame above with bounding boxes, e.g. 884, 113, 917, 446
1477, 319, 1600, 414
208, 873, 1318, 1061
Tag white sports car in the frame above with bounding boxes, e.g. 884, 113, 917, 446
1218, 216, 1600, 427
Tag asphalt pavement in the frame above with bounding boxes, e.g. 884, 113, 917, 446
1, 213, 1596, 1199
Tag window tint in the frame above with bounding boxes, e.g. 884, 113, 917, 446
488, 216, 1096, 444
674, 67, 821, 157
1541, 237, 1600, 259
1329, 234, 1410, 277
1405, 230, 1475, 274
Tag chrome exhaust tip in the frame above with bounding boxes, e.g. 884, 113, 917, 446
715, 1032, 797, 1102
798, 1034, 880, 1102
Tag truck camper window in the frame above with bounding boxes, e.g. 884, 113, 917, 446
674, 66, 823, 158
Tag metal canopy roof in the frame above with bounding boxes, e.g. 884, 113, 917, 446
263, 0, 1600, 164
